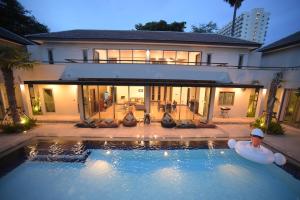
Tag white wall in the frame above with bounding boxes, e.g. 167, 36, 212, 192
213, 88, 252, 117
261, 46, 300, 68
36, 85, 78, 115
27, 41, 254, 66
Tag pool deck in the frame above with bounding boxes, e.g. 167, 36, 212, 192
0, 123, 300, 165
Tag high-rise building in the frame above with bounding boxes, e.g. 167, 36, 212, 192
218, 8, 270, 44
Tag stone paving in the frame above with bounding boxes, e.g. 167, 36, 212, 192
0, 123, 299, 165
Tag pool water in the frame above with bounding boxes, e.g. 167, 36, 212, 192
0, 148, 300, 200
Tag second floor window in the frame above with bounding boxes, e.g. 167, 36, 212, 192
206, 54, 211, 65
238, 54, 244, 66
47, 49, 54, 64
82, 49, 88, 63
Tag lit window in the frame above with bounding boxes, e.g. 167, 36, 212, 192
94, 49, 107, 63
43, 89, 55, 112
176, 51, 188, 65
163, 51, 176, 64
133, 50, 146, 63
107, 50, 120, 63
120, 50, 133, 63
150, 50, 164, 64
189, 52, 201, 65
219, 92, 235, 106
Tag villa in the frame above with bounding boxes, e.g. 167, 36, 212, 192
1, 29, 300, 126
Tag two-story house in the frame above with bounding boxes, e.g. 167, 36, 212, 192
2, 29, 298, 124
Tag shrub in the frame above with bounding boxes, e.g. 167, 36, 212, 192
0, 118, 37, 134
251, 116, 284, 135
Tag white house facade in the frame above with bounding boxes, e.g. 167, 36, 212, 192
1, 29, 299, 126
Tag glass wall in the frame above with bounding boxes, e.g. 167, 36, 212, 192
83, 85, 145, 121
150, 86, 210, 122
283, 89, 300, 128
94, 49, 202, 65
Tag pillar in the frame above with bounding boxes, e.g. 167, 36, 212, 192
19, 84, 31, 116
255, 88, 267, 118
77, 85, 85, 120
207, 87, 216, 123
144, 86, 151, 113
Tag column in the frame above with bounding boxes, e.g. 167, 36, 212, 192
144, 86, 151, 113
77, 85, 85, 120
207, 87, 216, 123
255, 88, 267, 118
19, 84, 31, 116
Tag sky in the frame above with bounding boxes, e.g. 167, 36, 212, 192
20, 0, 300, 45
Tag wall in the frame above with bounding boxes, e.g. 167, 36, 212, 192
27, 41, 254, 66
213, 88, 252, 117
35, 84, 78, 115
261, 45, 300, 68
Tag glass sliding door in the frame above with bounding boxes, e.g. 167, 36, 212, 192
284, 90, 300, 128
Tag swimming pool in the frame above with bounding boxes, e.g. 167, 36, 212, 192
0, 140, 299, 200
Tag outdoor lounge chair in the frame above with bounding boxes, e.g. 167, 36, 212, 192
193, 119, 216, 128
176, 120, 196, 128
96, 119, 119, 128
74, 118, 96, 128
161, 112, 176, 128
122, 111, 137, 127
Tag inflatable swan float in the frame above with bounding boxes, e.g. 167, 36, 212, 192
228, 128, 286, 166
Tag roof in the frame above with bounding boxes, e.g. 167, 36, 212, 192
260, 31, 300, 52
0, 27, 34, 45
26, 29, 261, 48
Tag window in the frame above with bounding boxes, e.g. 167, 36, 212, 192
238, 54, 244, 66
163, 51, 176, 64
189, 52, 201, 65
219, 92, 235, 106
43, 89, 55, 112
82, 49, 88, 63
150, 50, 164, 64
107, 50, 120, 63
47, 49, 54, 64
96, 49, 107, 63
206, 54, 211, 65
176, 51, 188, 65
133, 50, 146, 63
120, 50, 133, 63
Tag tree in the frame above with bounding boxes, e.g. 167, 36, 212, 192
191, 21, 218, 33
265, 72, 283, 133
135, 20, 186, 32
0, 0, 49, 35
224, 0, 244, 36
0, 46, 35, 124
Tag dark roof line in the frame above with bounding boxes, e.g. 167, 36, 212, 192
259, 31, 300, 52
0, 27, 34, 45
26, 29, 261, 48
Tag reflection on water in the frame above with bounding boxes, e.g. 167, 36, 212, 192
82, 160, 115, 177
153, 167, 183, 185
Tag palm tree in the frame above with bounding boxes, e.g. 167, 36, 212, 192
224, 0, 244, 37
0, 45, 35, 124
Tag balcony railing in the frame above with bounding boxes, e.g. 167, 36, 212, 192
63, 59, 228, 67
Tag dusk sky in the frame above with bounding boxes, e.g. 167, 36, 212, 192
20, 0, 300, 45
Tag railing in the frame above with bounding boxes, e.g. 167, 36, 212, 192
41, 59, 300, 71
64, 59, 228, 67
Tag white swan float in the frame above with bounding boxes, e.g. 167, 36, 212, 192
228, 129, 286, 166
